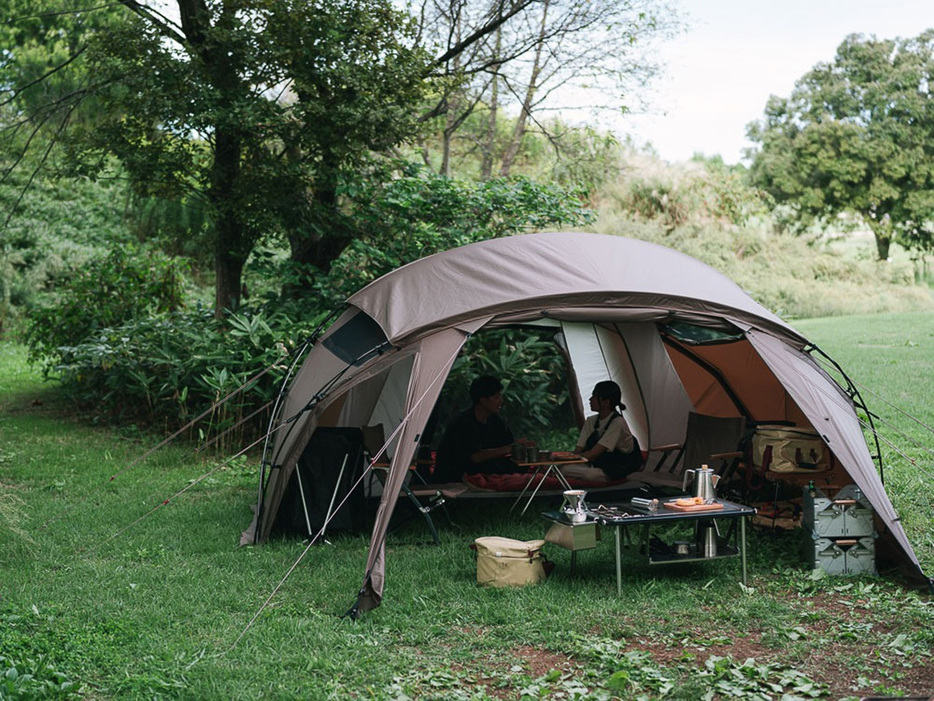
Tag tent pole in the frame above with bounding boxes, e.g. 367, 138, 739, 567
322, 454, 349, 542
294, 462, 313, 538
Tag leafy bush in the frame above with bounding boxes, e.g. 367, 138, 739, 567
0, 172, 134, 338
50, 302, 328, 448
434, 329, 576, 445
26, 245, 187, 373
302, 162, 596, 305
606, 155, 766, 232
0, 654, 80, 699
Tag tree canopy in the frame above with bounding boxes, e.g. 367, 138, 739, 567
747, 30, 934, 260
2, 0, 672, 319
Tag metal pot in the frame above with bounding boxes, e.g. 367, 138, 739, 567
683, 465, 720, 502
696, 521, 718, 558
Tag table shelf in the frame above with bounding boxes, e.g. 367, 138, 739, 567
542, 498, 756, 593
647, 543, 739, 565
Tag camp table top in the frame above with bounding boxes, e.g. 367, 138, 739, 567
543, 498, 757, 593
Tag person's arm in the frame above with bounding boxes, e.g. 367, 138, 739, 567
579, 442, 608, 462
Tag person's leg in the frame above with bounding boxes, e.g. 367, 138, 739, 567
560, 463, 611, 484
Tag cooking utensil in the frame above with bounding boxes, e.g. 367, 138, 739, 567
561, 489, 588, 522
682, 464, 721, 501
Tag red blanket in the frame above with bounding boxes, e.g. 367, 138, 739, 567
463, 471, 630, 492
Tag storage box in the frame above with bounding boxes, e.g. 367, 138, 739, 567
544, 521, 599, 551
752, 426, 829, 473
473, 536, 547, 588
804, 534, 877, 576
803, 484, 874, 538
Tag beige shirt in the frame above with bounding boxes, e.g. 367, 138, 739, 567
577, 413, 634, 454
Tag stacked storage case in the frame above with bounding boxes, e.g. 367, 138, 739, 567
802, 484, 877, 575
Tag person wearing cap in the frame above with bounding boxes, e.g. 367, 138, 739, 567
561, 380, 642, 483
432, 375, 516, 483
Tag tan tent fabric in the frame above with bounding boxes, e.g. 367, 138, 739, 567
245, 232, 927, 613
349, 233, 801, 345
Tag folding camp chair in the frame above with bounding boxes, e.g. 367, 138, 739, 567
633, 412, 747, 494
363, 425, 447, 545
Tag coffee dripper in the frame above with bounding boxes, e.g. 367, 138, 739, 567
561, 489, 588, 522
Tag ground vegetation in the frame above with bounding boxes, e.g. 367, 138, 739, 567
0, 318, 931, 699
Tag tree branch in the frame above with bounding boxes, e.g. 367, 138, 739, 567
0, 47, 87, 108
430, 0, 539, 70
116, 0, 187, 45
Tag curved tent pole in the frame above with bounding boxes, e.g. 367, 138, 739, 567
806, 343, 886, 484
252, 339, 393, 543
257, 306, 345, 503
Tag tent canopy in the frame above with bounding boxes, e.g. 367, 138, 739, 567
243, 232, 926, 613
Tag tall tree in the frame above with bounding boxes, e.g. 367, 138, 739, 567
747, 31, 934, 260
72, 0, 430, 316
417, 0, 674, 178
4, 0, 595, 314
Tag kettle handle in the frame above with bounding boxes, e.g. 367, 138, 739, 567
682, 469, 695, 493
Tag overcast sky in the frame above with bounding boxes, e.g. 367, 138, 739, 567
605, 0, 934, 164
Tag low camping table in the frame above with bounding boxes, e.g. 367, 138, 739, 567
544, 498, 756, 594
511, 454, 586, 516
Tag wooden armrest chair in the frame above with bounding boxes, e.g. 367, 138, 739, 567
633, 412, 747, 493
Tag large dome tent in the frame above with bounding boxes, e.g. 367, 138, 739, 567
241, 231, 927, 615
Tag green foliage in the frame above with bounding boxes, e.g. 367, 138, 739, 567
747, 30, 934, 259
44, 302, 327, 447
306, 162, 596, 304
607, 154, 766, 232
0, 652, 80, 699
59, 0, 433, 313
440, 329, 575, 444
26, 246, 187, 372
595, 163, 934, 319
0, 168, 133, 337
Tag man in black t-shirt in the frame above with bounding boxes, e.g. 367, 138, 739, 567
432, 375, 517, 483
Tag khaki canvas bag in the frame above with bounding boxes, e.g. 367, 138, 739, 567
752, 426, 828, 473
473, 536, 547, 588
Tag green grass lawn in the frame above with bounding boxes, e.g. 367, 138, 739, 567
1, 315, 932, 700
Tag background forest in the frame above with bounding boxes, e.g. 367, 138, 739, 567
1, 0, 933, 445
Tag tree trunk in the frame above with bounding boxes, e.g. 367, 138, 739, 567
285, 165, 353, 297
210, 128, 248, 318
480, 30, 502, 180
866, 216, 893, 261
875, 234, 891, 261
499, 0, 549, 177
177, 0, 251, 319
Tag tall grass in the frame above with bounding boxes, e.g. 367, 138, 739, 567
0, 314, 932, 700
592, 159, 934, 319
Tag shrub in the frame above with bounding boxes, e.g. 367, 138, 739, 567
50, 302, 328, 449
302, 163, 596, 305
26, 245, 187, 373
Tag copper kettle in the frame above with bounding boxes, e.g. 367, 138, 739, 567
682, 464, 720, 502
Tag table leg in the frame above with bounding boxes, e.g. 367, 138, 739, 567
615, 526, 622, 596
740, 515, 747, 586
511, 465, 544, 513
519, 464, 568, 516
